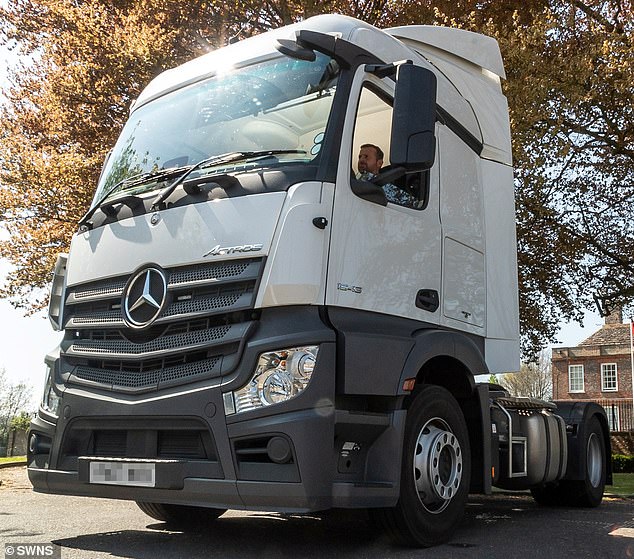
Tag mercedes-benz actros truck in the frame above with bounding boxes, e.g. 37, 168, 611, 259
28, 14, 611, 547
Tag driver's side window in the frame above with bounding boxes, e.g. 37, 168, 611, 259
352, 85, 428, 210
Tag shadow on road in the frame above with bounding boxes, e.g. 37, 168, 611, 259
53, 510, 384, 559
51, 494, 634, 559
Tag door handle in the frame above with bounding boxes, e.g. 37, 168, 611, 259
416, 289, 439, 313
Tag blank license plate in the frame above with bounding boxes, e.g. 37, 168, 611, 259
89, 461, 156, 487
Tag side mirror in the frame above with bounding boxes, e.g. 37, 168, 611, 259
390, 64, 437, 171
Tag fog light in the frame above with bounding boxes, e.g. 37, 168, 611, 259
29, 433, 38, 454
267, 436, 293, 464
28, 433, 52, 455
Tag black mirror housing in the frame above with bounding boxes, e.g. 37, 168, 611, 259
390, 64, 437, 171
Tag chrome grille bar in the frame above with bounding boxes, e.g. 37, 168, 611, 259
67, 323, 249, 361
60, 257, 263, 393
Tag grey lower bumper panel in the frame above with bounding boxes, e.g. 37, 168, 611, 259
30, 468, 397, 512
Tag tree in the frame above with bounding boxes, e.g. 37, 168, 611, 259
385, 1, 634, 353
0, 368, 32, 450
0, 0, 349, 310
499, 351, 553, 400
0, 1, 632, 355
10, 411, 32, 432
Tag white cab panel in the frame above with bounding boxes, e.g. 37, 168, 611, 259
256, 182, 334, 308
442, 237, 485, 328
387, 26, 506, 79
438, 124, 486, 334
485, 338, 520, 374
327, 177, 442, 322
438, 126, 484, 251
388, 29, 512, 166
66, 193, 286, 287
326, 69, 442, 323
482, 159, 520, 372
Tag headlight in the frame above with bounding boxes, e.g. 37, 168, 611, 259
225, 346, 319, 415
41, 364, 61, 417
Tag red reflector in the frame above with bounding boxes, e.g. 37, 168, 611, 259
402, 378, 416, 392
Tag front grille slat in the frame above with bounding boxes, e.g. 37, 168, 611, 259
65, 260, 260, 306
70, 356, 222, 392
64, 279, 256, 331
68, 320, 248, 361
60, 257, 263, 393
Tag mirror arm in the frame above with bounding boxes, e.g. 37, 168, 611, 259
350, 179, 388, 206
370, 166, 407, 186
364, 60, 412, 80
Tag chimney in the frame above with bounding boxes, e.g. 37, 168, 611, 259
605, 306, 623, 325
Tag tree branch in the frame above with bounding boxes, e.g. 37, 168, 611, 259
564, 0, 625, 33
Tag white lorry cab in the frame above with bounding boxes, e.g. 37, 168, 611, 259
30, 14, 611, 547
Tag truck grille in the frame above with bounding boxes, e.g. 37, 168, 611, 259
59, 258, 263, 393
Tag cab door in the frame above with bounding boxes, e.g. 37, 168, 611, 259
326, 69, 441, 325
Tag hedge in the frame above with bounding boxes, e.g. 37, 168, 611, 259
612, 454, 634, 473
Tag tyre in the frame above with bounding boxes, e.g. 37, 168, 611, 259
530, 415, 606, 508
136, 501, 226, 526
371, 384, 471, 547
530, 483, 565, 506
562, 416, 606, 507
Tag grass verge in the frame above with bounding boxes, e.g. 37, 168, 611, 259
607, 473, 634, 497
0, 456, 26, 466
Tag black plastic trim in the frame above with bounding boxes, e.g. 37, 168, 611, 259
398, 329, 486, 395
296, 30, 382, 70
325, 307, 486, 398
437, 105, 484, 155
297, 36, 384, 184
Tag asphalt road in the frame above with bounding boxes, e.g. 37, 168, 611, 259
1, 466, 633, 559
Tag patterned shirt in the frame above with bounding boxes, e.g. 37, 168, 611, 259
358, 172, 417, 208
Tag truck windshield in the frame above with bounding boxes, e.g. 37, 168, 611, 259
93, 53, 340, 203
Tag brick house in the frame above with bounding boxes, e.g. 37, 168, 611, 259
551, 308, 633, 431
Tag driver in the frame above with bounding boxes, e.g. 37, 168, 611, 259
356, 144, 415, 208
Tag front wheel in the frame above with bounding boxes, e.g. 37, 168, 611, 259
371, 385, 471, 547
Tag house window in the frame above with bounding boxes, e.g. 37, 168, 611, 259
605, 405, 620, 431
601, 363, 618, 392
568, 364, 584, 393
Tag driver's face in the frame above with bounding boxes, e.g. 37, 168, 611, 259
358, 146, 382, 175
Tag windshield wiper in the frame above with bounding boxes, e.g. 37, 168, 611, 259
151, 149, 307, 210
78, 166, 193, 228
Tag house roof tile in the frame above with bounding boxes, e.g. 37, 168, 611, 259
580, 323, 631, 347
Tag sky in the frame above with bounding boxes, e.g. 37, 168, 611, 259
0, 20, 61, 406
0, 12, 614, 408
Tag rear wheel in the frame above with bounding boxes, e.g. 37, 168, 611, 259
371, 385, 471, 547
530, 415, 606, 508
136, 502, 226, 526
530, 482, 565, 506
561, 416, 606, 507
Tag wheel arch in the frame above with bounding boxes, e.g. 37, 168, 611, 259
398, 329, 487, 397
398, 330, 491, 493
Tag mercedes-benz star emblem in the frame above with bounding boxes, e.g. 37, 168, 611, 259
122, 267, 168, 328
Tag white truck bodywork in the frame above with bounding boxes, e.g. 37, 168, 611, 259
29, 14, 609, 549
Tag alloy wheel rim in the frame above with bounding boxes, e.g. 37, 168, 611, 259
413, 417, 463, 514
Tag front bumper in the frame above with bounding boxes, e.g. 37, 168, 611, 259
28, 309, 405, 511
29, 407, 340, 512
